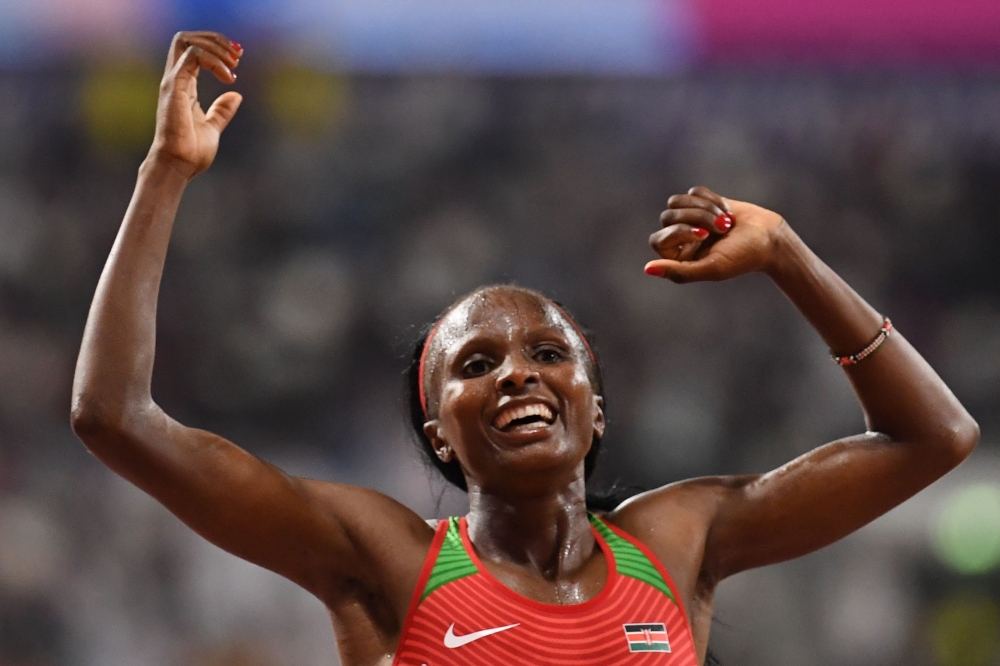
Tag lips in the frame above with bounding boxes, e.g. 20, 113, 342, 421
492, 401, 557, 432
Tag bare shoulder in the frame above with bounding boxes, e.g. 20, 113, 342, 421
602, 476, 754, 599
608, 475, 745, 533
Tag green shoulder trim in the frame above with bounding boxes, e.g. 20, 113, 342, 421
421, 517, 479, 601
589, 513, 676, 604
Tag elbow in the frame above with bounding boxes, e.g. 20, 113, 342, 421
938, 415, 980, 467
953, 416, 981, 461
70, 396, 118, 447
70, 394, 146, 451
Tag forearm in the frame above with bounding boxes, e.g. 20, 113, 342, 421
72, 156, 189, 431
765, 224, 978, 455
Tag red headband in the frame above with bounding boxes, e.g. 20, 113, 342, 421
551, 303, 598, 368
417, 318, 444, 418
417, 303, 596, 420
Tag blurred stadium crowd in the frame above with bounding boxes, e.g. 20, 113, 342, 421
1, 60, 1000, 666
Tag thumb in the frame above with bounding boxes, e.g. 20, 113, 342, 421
644, 254, 725, 283
205, 91, 243, 133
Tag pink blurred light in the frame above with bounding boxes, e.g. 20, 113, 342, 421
7, 0, 165, 52
693, 0, 1000, 66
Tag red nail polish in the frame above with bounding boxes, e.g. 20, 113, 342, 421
231, 41, 242, 53
644, 264, 666, 277
693, 227, 710, 239
714, 213, 733, 232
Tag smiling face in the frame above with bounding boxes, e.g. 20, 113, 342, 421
421, 287, 605, 496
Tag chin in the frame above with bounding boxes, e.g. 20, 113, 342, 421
486, 428, 588, 487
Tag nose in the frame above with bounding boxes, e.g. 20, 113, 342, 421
495, 353, 540, 393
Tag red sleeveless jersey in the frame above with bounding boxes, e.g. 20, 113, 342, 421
392, 513, 698, 666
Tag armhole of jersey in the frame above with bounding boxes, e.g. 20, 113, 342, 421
602, 519, 693, 627
392, 519, 450, 665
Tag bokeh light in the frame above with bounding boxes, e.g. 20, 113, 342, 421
81, 63, 159, 151
265, 66, 346, 137
933, 483, 1000, 575
2, 4, 1000, 663
930, 594, 1000, 666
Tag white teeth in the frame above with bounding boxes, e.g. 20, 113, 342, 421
493, 403, 555, 430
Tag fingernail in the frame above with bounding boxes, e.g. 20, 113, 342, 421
693, 227, 710, 239
231, 41, 242, 53
644, 263, 666, 277
714, 213, 733, 232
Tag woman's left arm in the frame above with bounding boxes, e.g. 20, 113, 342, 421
641, 187, 979, 582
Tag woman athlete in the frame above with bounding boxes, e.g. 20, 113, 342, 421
72, 32, 979, 666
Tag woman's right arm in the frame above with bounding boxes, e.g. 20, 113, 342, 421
70, 32, 430, 606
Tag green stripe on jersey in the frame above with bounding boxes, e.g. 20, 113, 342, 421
589, 513, 676, 604
421, 517, 478, 601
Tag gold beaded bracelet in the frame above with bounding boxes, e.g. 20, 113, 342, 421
832, 317, 893, 367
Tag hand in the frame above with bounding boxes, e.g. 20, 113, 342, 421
146, 31, 244, 179
645, 186, 787, 283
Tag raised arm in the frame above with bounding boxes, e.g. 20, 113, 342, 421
631, 187, 978, 583
70, 33, 429, 606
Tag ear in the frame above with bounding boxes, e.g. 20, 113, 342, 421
423, 420, 454, 463
592, 395, 606, 440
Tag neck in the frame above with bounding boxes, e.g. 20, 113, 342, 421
465, 472, 594, 580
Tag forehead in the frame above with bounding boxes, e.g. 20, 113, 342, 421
420, 288, 592, 413
437, 289, 569, 345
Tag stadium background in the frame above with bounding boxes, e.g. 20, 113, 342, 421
1, 1, 1000, 664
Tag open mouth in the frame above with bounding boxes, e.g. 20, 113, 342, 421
492, 402, 557, 432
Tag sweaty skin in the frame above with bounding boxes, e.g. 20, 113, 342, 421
71, 32, 979, 666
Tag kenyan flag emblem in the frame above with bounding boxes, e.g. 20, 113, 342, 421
623, 623, 671, 653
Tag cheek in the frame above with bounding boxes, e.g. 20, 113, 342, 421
560, 368, 597, 423
440, 380, 475, 415
438, 380, 485, 437
570, 364, 592, 391
555, 350, 593, 394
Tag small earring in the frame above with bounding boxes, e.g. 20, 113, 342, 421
437, 446, 451, 461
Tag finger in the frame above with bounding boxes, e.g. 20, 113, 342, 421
667, 193, 724, 217
688, 186, 731, 214
171, 45, 236, 84
205, 91, 243, 133
195, 48, 237, 83
168, 45, 203, 86
661, 238, 702, 263
180, 35, 239, 76
649, 224, 710, 259
186, 33, 242, 70
192, 30, 242, 57
676, 240, 701, 262
667, 194, 732, 232
166, 32, 188, 73
643, 254, 727, 283
660, 207, 732, 234
167, 32, 241, 74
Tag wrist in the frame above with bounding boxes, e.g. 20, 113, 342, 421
140, 149, 198, 184
762, 221, 813, 285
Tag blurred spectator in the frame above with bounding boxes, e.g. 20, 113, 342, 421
0, 65, 998, 665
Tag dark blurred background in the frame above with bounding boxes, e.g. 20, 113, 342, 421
2, 1, 1000, 665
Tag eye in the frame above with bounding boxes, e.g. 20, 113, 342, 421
462, 355, 494, 377
534, 346, 566, 364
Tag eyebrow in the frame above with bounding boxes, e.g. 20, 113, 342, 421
525, 326, 573, 344
446, 325, 573, 363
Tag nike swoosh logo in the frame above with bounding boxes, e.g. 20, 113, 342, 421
443, 622, 520, 648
